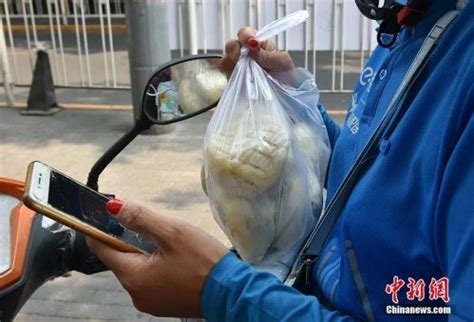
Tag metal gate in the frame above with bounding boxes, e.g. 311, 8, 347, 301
0, 0, 376, 93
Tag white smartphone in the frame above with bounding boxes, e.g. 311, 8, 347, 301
24, 161, 155, 254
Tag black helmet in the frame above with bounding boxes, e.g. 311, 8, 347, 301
355, 0, 428, 47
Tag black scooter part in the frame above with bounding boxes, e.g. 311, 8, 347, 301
0, 215, 73, 322
69, 232, 108, 275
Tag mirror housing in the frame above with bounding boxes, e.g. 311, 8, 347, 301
87, 54, 224, 191
141, 54, 226, 125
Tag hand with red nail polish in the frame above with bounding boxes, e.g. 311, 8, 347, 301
221, 26, 298, 85
86, 201, 228, 318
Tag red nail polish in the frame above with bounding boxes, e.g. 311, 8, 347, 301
106, 199, 124, 215
247, 37, 259, 50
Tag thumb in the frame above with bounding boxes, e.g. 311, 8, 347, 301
106, 200, 176, 250
250, 49, 295, 73
250, 49, 298, 85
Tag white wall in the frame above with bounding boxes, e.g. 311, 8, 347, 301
166, 0, 378, 52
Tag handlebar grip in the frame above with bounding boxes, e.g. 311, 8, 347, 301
69, 232, 109, 275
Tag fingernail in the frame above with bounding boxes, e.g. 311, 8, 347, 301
247, 37, 259, 50
106, 199, 124, 215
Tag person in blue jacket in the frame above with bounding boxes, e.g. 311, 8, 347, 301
87, 0, 473, 321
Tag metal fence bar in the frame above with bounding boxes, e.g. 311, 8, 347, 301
368, 19, 373, 53
105, 0, 117, 86
274, 0, 287, 50
79, 0, 92, 86
201, 0, 207, 53
178, 0, 184, 57
2, 1, 18, 82
54, 0, 68, 85
29, 0, 38, 44
220, 0, 225, 54
0, 17, 15, 106
46, 0, 60, 82
188, 0, 198, 54
248, 0, 252, 27
72, 0, 85, 85
59, 0, 67, 25
98, 0, 109, 86
228, 0, 233, 40
312, 0, 317, 78
339, 0, 344, 91
303, 0, 309, 70
21, 0, 33, 70
331, 0, 336, 91
284, 0, 288, 51
255, 0, 260, 30
275, 0, 280, 47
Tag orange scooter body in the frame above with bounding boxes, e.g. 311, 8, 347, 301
0, 177, 79, 321
0, 178, 36, 290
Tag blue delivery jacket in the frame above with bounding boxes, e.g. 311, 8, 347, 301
201, 1, 474, 321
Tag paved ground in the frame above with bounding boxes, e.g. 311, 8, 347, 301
0, 88, 347, 321
0, 87, 133, 108
0, 107, 225, 322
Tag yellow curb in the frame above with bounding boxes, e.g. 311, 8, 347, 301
0, 102, 132, 110
5, 24, 127, 33
62, 102, 131, 110
328, 110, 347, 116
0, 102, 26, 108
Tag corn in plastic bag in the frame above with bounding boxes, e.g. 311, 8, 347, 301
203, 11, 331, 280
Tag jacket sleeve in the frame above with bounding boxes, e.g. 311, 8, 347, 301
317, 102, 341, 149
434, 112, 474, 322
201, 252, 358, 322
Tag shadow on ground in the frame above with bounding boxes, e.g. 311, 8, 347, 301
152, 187, 208, 209
0, 107, 211, 155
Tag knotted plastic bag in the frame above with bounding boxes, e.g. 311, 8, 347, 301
203, 11, 331, 280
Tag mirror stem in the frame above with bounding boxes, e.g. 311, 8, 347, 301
87, 120, 151, 191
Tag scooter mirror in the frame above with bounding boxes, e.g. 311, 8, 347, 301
141, 54, 227, 125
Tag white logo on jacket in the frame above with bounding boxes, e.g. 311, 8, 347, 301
359, 67, 376, 86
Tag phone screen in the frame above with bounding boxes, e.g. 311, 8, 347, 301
47, 170, 156, 253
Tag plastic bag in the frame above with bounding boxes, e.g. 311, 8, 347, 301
203, 10, 331, 280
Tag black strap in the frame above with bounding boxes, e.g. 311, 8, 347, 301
286, 10, 459, 291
